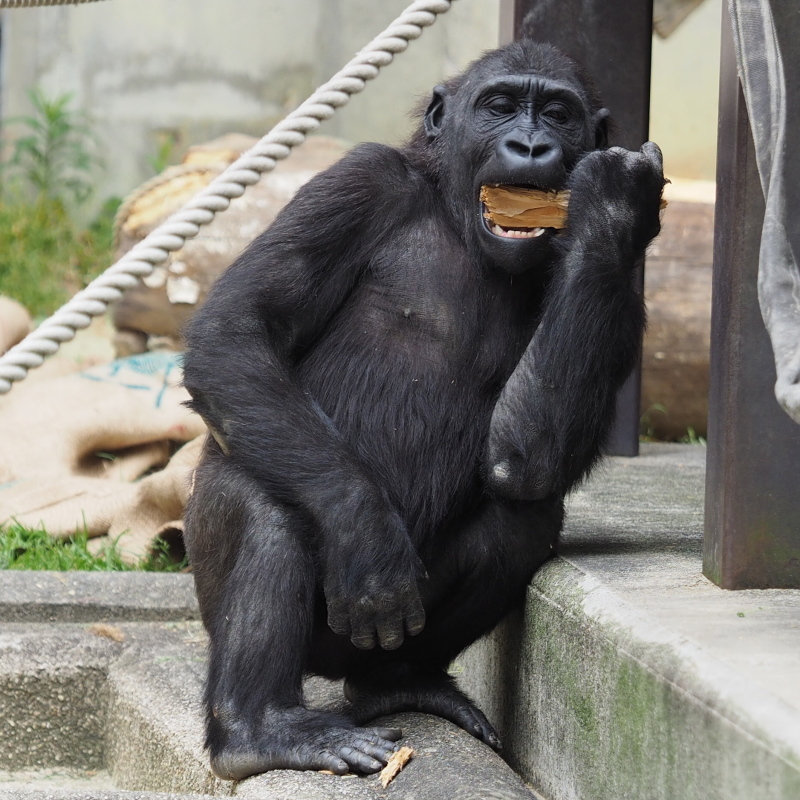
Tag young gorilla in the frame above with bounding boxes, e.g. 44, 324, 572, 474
183, 40, 664, 780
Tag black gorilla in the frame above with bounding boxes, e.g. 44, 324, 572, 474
183, 39, 663, 780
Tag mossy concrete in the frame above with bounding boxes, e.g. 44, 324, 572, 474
0, 616, 535, 799
458, 444, 800, 800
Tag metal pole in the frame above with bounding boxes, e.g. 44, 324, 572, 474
500, 0, 654, 456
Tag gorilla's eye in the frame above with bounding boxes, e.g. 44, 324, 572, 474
483, 95, 517, 115
541, 103, 571, 124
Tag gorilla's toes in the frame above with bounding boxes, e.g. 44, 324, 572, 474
345, 668, 502, 751
208, 709, 400, 780
445, 698, 503, 751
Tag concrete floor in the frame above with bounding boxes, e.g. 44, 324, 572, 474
563, 443, 800, 714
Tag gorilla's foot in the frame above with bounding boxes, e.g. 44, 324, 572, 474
344, 665, 501, 751
208, 706, 401, 780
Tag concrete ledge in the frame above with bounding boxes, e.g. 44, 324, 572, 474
0, 619, 536, 799
4, 444, 799, 799
458, 444, 800, 800
0, 572, 199, 623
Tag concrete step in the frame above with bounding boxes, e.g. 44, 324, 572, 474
0, 609, 536, 799
457, 444, 800, 800
3, 444, 798, 799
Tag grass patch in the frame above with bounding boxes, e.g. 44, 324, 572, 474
0, 523, 187, 572
0, 197, 119, 318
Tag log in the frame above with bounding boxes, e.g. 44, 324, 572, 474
641, 196, 714, 440
111, 134, 350, 351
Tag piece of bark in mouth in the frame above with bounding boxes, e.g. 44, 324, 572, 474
481, 185, 570, 229
481, 185, 668, 230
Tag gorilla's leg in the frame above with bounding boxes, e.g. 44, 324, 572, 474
342, 497, 562, 751
184, 441, 401, 780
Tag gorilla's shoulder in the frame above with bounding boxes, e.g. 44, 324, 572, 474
319, 142, 421, 188
291, 142, 425, 212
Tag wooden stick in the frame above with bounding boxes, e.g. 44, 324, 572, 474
380, 746, 414, 787
481, 184, 667, 230
481, 185, 569, 229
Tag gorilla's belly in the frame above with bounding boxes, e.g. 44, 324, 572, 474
297, 328, 490, 537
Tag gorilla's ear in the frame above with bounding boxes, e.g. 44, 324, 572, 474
424, 85, 448, 138
593, 107, 611, 149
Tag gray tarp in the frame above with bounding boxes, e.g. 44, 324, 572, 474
729, 0, 800, 424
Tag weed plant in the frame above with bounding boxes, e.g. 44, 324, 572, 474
0, 523, 188, 572
0, 88, 118, 317
3, 88, 101, 206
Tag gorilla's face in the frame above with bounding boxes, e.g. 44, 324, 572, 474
425, 71, 609, 275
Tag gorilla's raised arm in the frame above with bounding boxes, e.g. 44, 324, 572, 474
486, 143, 664, 500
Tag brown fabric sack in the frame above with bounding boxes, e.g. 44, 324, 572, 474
0, 351, 205, 560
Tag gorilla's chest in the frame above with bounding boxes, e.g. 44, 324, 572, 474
293, 217, 538, 525
296, 232, 533, 439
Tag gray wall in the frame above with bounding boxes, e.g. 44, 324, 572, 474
0, 0, 724, 216
0, 0, 498, 212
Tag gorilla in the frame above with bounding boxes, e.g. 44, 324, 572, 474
182, 38, 664, 780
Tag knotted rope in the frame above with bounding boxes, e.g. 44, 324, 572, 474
0, 0, 457, 393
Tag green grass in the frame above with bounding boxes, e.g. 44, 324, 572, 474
0, 522, 187, 572
0, 196, 119, 318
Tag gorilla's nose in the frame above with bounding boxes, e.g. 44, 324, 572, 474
500, 132, 563, 179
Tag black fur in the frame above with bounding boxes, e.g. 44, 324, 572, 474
182, 40, 663, 780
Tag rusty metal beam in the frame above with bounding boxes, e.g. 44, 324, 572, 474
703, 3, 800, 589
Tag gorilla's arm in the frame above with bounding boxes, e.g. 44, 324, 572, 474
184, 144, 426, 650
487, 143, 664, 501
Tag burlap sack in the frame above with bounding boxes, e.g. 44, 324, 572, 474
0, 296, 32, 354
0, 351, 205, 561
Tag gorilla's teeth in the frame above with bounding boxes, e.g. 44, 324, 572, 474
491, 223, 547, 239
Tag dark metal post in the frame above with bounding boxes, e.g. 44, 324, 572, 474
703, 3, 800, 589
500, 0, 654, 456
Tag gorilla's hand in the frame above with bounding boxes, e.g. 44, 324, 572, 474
565, 142, 665, 260
323, 507, 426, 651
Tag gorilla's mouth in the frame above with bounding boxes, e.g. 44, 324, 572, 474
480, 184, 567, 240
484, 212, 548, 240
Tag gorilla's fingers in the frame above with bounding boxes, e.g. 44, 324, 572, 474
377, 615, 405, 650
370, 727, 403, 742
640, 140, 664, 171
404, 601, 426, 636
350, 624, 377, 650
327, 600, 350, 637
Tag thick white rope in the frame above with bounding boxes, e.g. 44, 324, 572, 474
0, 0, 457, 393
0, 1, 107, 7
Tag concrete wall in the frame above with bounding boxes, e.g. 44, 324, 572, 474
0, 0, 499, 212
0, 0, 721, 214
650, 0, 722, 180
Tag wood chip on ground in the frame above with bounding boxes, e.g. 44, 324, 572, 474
380, 746, 414, 788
